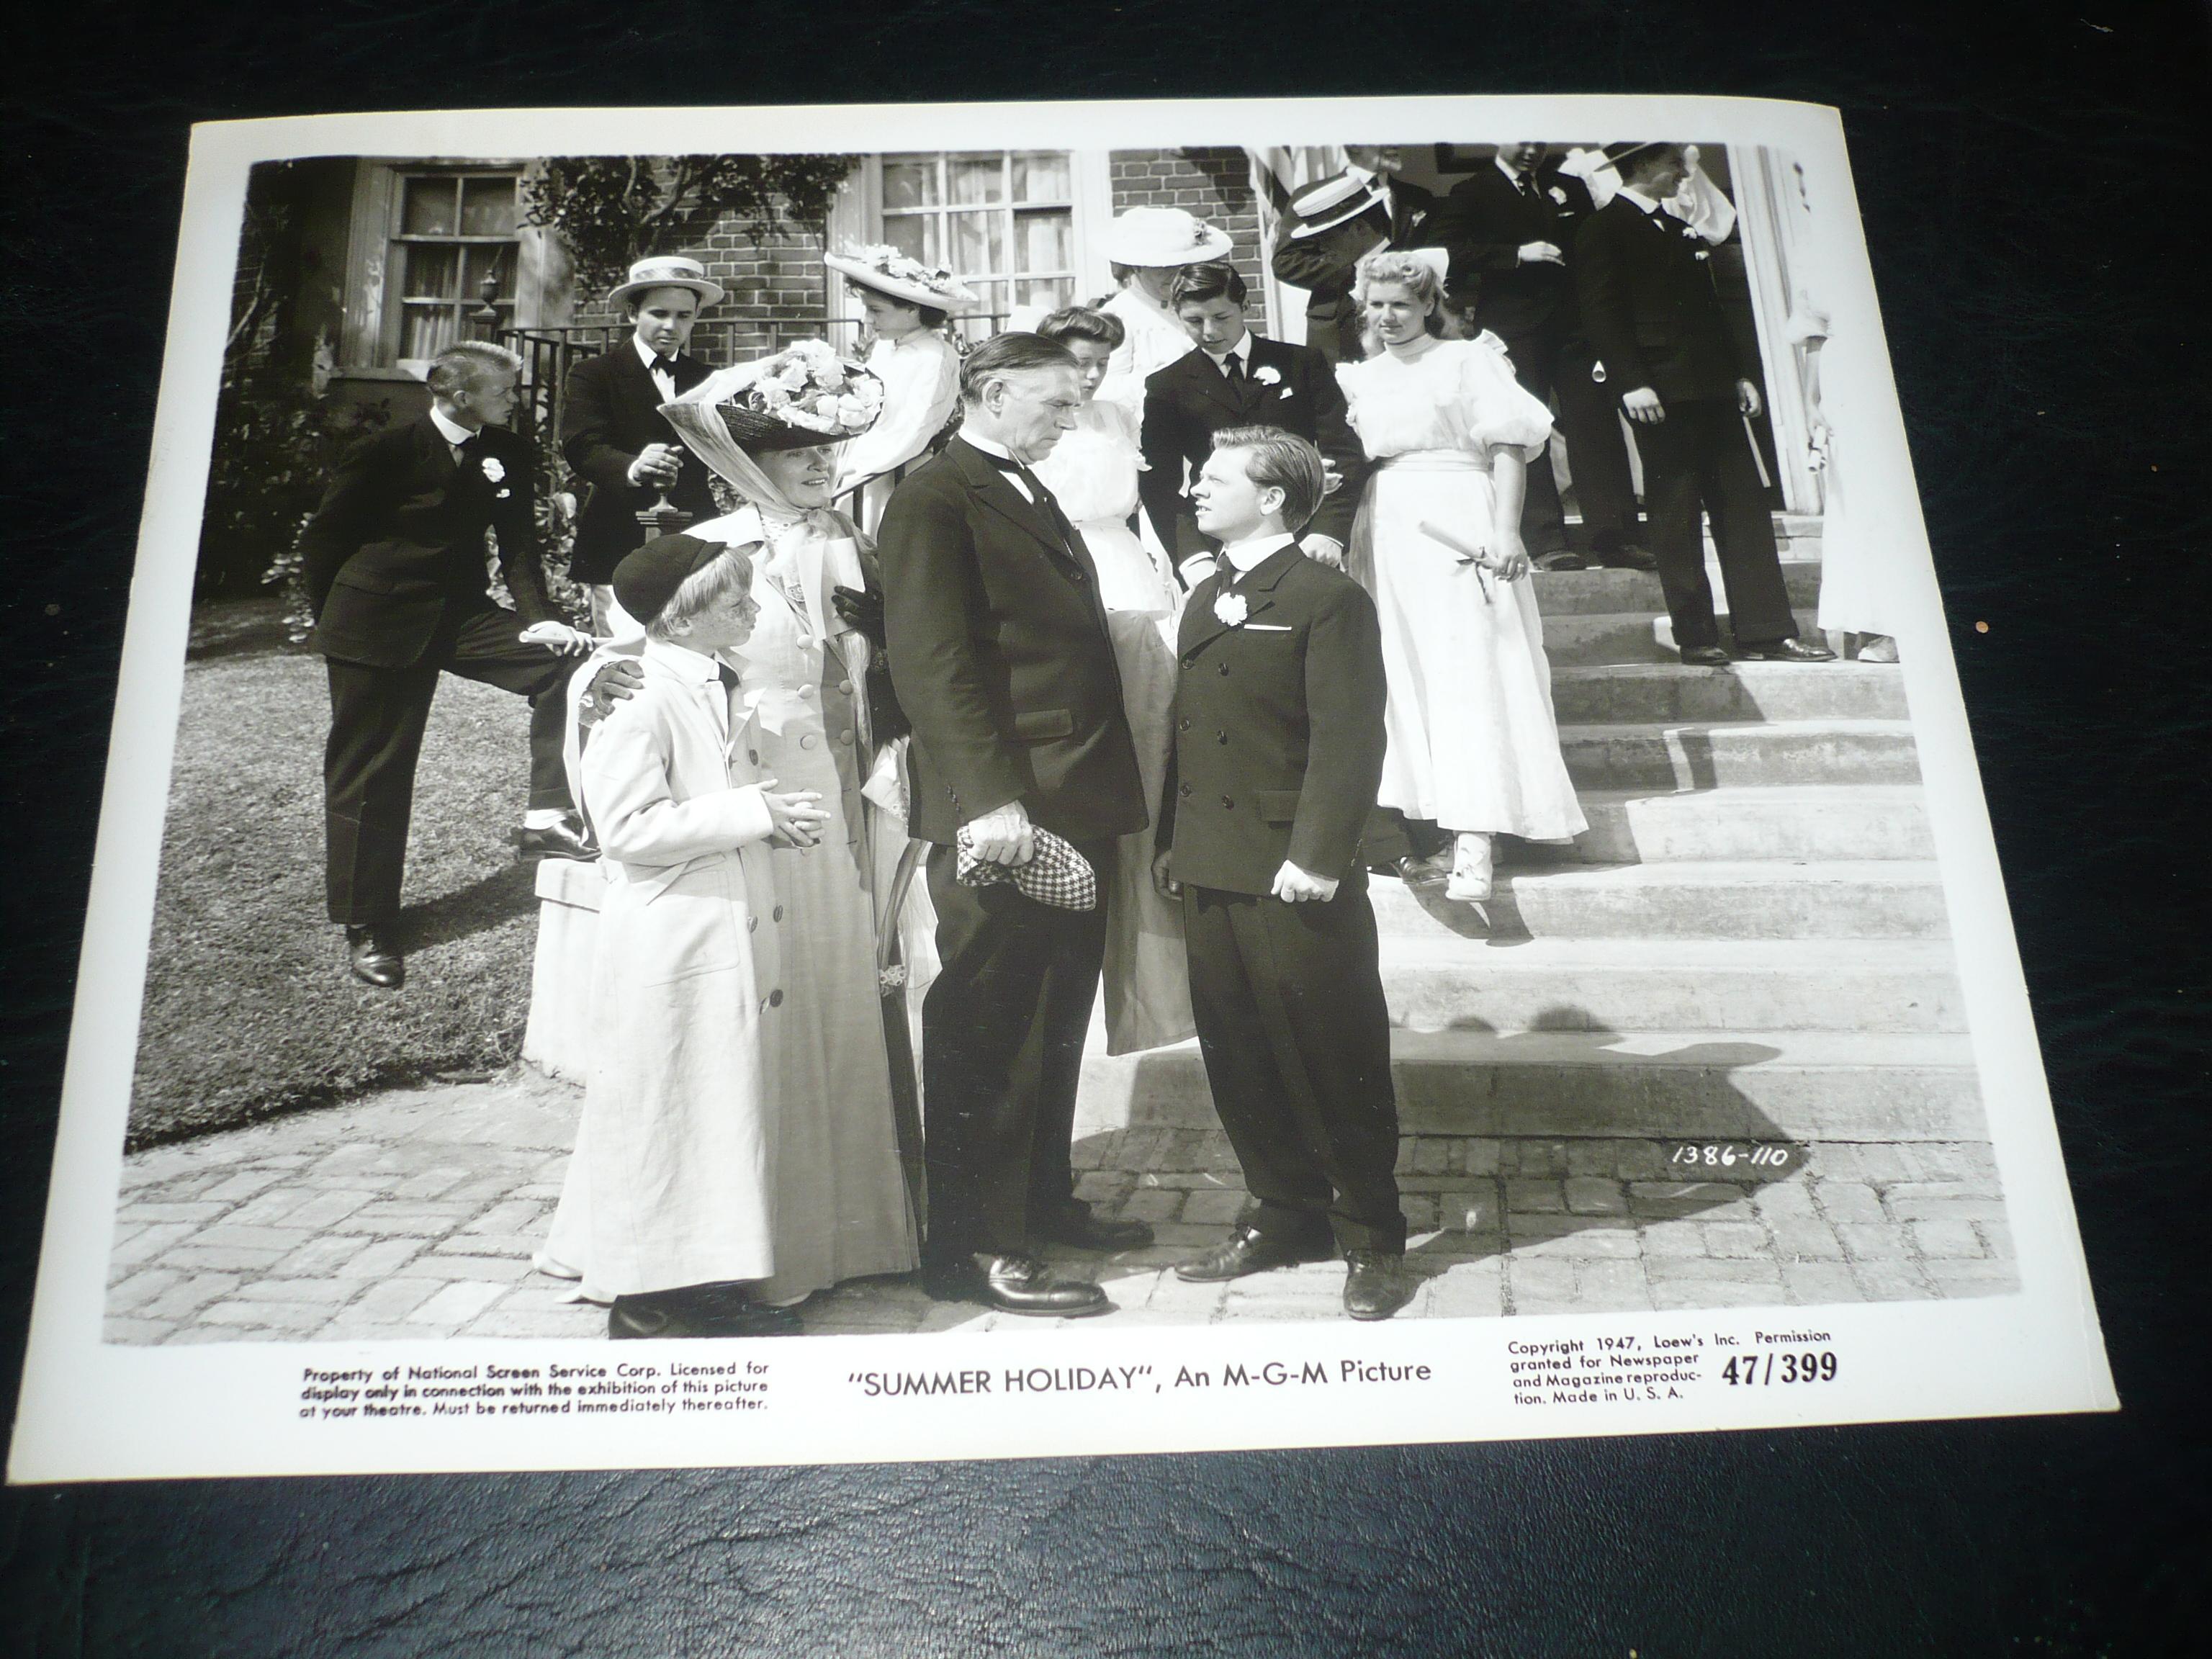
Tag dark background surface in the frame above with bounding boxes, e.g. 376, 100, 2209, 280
4, 3, 2207, 1653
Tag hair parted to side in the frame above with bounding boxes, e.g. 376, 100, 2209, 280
1211, 425, 1327, 532
1169, 261, 1248, 310
1036, 306, 1128, 351
648, 543, 760, 644
958, 331, 1080, 405
426, 341, 523, 400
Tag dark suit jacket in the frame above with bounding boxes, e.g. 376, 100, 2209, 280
1573, 195, 1755, 405
1156, 540, 1386, 895
559, 346, 719, 585
1269, 179, 1440, 363
1439, 163, 1599, 341
1138, 336, 1368, 562
878, 438, 1147, 846
300, 415, 557, 670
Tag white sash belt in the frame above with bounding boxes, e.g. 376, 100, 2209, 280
1379, 448, 1491, 474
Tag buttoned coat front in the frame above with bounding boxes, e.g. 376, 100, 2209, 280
558, 645, 786, 1300
1156, 541, 1388, 896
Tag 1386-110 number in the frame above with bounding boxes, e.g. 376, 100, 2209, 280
1721, 1352, 1838, 1386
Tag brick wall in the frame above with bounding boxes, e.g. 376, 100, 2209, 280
567, 230, 853, 361
1108, 147, 1267, 328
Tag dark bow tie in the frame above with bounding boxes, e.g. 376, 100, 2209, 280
649, 355, 679, 376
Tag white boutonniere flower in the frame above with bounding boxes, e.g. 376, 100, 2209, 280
1694, 249, 1712, 262
480, 457, 505, 483
1549, 185, 1568, 205
495, 487, 511, 499
1213, 591, 1249, 628
1251, 364, 1282, 387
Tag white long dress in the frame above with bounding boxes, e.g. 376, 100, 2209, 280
1338, 337, 1589, 842
1095, 284, 1196, 426
1033, 400, 1194, 1054
693, 505, 920, 1301
836, 331, 961, 533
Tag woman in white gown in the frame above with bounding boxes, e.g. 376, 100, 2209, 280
824, 246, 976, 533
1337, 249, 1587, 907
653, 343, 920, 1303
1030, 306, 1193, 1053
1092, 207, 1230, 426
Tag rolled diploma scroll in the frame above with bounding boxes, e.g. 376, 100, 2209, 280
1417, 519, 1496, 601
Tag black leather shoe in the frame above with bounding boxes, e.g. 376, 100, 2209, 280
1736, 637, 1837, 663
1533, 549, 1588, 572
1678, 644, 1732, 667
513, 817, 597, 862
1037, 1208, 1155, 1251
1342, 1250, 1416, 1321
607, 1291, 800, 1340
922, 1254, 1112, 1316
1593, 541, 1660, 571
1175, 1223, 1335, 1283
345, 924, 404, 990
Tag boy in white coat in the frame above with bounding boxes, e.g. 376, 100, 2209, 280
552, 532, 830, 1340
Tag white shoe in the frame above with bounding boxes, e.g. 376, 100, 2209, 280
1444, 832, 1493, 904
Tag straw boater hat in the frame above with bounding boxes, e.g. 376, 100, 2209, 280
1601, 141, 1673, 171
823, 246, 978, 311
1104, 206, 1233, 268
1283, 171, 1389, 241
608, 255, 727, 311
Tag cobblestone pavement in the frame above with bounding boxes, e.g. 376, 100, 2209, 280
104, 1066, 2017, 1346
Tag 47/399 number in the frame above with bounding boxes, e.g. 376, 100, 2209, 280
1722, 1352, 1838, 1385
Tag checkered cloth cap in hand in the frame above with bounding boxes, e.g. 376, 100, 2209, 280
954, 824, 1098, 911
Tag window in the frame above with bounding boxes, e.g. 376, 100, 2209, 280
878, 151, 1076, 330
387, 170, 522, 364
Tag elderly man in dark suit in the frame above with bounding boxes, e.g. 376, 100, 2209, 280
1575, 143, 1835, 665
1150, 426, 1409, 1321
1138, 261, 1369, 590
300, 341, 595, 989
560, 256, 726, 631
879, 332, 1154, 1318
1439, 142, 1653, 572
1269, 145, 1439, 365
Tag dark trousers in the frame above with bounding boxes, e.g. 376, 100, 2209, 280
323, 606, 577, 925
1553, 346, 1641, 549
1493, 327, 1569, 555
1183, 881, 1405, 1254
920, 837, 1113, 1263
1632, 398, 1797, 650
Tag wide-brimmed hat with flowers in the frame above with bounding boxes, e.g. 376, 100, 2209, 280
665, 340, 886, 456
1104, 206, 1233, 269
607, 254, 727, 311
824, 245, 978, 312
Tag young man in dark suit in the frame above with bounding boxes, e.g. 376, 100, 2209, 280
1574, 143, 1835, 665
1151, 426, 1411, 1321
300, 342, 595, 989
1268, 145, 1439, 365
559, 256, 725, 631
1438, 142, 1653, 572
1138, 261, 1369, 590
879, 332, 1153, 1318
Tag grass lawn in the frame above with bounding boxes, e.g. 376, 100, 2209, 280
127, 602, 558, 1146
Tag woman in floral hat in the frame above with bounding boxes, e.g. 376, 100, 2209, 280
1092, 206, 1234, 424
824, 246, 976, 531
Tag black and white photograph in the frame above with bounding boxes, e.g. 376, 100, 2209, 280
9, 96, 2111, 1481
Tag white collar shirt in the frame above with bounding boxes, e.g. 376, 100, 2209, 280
642, 638, 735, 743
1495, 154, 1536, 194
957, 431, 1034, 502
428, 404, 477, 462
1220, 531, 1296, 575
635, 335, 681, 392
1619, 185, 1665, 215
1202, 336, 1251, 379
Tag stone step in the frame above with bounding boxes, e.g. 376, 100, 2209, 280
1549, 661, 1908, 724
1545, 608, 1824, 665
1524, 785, 1936, 864
1557, 719, 1923, 791
1371, 860, 1952, 941
1077, 1028, 1984, 1144
1532, 559, 1822, 616
1378, 935, 1966, 1035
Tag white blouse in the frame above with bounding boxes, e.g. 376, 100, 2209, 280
1336, 336, 1555, 463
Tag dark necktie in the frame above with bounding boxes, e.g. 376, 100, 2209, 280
716, 660, 739, 690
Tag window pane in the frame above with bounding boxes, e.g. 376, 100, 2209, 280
401, 303, 457, 361
882, 215, 938, 267
402, 244, 461, 301
459, 176, 516, 237
1012, 151, 1070, 201
948, 154, 1005, 206
402, 177, 459, 236
463, 243, 516, 300
882, 157, 939, 210
1014, 210, 1071, 274
966, 278, 1008, 321
952, 210, 1004, 279
1016, 276, 1073, 310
